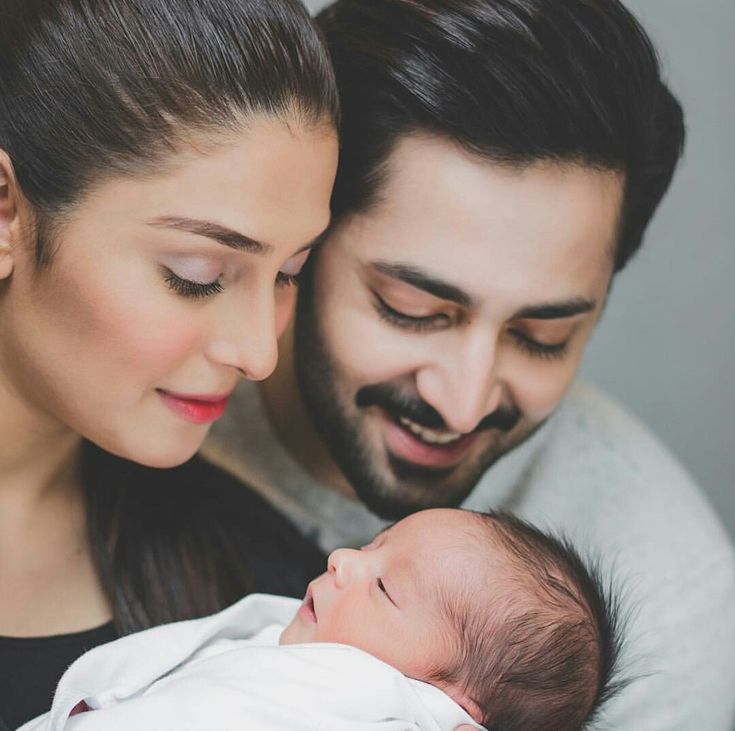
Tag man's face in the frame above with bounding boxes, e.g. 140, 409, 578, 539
295, 135, 622, 519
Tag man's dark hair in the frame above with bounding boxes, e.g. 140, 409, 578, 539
431, 511, 624, 731
317, 0, 685, 272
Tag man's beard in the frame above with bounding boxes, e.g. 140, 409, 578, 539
293, 271, 534, 520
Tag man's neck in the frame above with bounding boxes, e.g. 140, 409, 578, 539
260, 322, 358, 500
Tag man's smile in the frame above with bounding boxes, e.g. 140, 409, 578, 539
380, 407, 481, 469
398, 415, 463, 445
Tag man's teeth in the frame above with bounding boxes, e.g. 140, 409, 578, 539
398, 416, 463, 445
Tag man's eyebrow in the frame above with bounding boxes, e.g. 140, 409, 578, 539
513, 298, 597, 320
147, 216, 273, 254
371, 261, 475, 308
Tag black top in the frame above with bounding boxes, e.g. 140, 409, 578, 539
0, 623, 117, 730
0, 446, 326, 729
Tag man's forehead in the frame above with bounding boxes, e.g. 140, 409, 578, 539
383, 132, 624, 195
335, 135, 620, 308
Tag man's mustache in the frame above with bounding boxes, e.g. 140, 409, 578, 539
356, 383, 521, 434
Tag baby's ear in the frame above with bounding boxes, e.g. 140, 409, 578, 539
444, 684, 483, 726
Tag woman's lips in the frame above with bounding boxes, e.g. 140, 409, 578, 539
158, 390, 231, 424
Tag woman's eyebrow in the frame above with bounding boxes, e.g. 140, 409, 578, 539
147, 216, 272, 254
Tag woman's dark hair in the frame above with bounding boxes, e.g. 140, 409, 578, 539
0, 0, 336, 633
317, 0, 685, 272
82, 442, 327, 634
0, 0, 338, 264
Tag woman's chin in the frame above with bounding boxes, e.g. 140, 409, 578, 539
94, 428, 207, 469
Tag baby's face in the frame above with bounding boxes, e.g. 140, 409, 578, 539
280, 508, 489, 681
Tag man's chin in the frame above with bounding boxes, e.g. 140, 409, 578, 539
342, 422, 542, 520
343, 455, 481, 520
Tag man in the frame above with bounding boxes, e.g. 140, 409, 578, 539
204, 0, 735, 728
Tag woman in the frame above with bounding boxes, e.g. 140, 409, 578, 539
0, 0, 338, 726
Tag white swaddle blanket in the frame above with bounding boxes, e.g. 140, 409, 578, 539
20, 594, 481, 731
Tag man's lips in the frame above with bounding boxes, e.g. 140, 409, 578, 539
158, 389, 232, 424
381, 408, 480, 469
297, 585, 317, 624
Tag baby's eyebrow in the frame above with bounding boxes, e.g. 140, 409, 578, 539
373, 520, 399, 540
367, 522, 396, 545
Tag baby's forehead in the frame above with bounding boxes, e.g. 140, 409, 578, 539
406, 513, 510, 595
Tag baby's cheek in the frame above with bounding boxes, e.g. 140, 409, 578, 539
278, 620, 300, 645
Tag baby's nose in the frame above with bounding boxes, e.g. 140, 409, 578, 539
327, 548, 362, 588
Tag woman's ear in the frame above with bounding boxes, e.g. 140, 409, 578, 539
0, 149, 20, 279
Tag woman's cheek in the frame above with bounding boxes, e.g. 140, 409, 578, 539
79, 279, 204, 376
275, 286, 298, 338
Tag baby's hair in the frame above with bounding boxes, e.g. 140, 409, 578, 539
429, 511, 625, 731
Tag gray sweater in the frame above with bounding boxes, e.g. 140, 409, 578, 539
204, 381, 735, 730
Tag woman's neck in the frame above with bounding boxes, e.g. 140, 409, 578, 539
0, 372, 81, 507
0, 376, 113, 636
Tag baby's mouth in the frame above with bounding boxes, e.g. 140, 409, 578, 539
299, 585, 317, 623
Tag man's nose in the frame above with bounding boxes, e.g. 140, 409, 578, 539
415, 331, 503, 434
327, 548, 364, 589
205, 291, 279, 381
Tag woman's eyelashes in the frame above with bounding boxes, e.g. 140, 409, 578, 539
275, 271, 301, 288
164, 269, 224, 299
163, 265, 303, 300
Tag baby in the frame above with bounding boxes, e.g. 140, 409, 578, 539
22, 509, 622, 731
281, 508, 622, 730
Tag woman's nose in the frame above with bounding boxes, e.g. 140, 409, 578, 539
205, 292, 279, 381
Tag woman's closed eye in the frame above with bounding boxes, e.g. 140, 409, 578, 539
164, 268, 224, 299
276, 248, 313, 288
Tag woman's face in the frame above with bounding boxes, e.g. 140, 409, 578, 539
0, 116, 337, 466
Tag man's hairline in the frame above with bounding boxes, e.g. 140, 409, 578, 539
332, 128, 625, 271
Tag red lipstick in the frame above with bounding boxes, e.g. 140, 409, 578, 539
158, 390, 231, 424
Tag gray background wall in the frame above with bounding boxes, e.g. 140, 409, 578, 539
304, 0, 735, 539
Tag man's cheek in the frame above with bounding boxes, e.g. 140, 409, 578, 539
333, 310, 416, 379
515, 363, 580, 423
